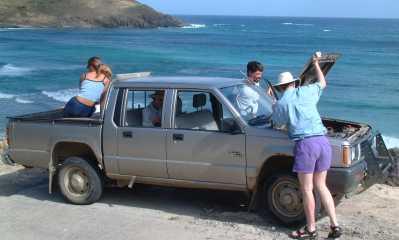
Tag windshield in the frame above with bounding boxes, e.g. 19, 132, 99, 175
220, 84, 274, 127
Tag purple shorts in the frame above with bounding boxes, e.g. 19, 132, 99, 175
293, 136, 332, 174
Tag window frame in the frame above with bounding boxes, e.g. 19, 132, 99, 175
171, 88, 244, 134
117, 88, 169, 129
112, 88, 125, 127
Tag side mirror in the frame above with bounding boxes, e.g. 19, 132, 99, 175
230, 122, 243, 135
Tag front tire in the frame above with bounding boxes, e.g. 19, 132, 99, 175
262, 172, 321, 226
58, 157, 103, 205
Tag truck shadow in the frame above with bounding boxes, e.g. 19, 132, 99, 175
0, 167, 290, 233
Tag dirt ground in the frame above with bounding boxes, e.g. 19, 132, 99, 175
0, 162, 398, 240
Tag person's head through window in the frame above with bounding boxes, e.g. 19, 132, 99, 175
87, 56, 102, 73
247, 61, 264, 85
142, 90, 165, 127
151, 90, 164, 110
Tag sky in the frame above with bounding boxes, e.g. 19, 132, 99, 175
140, 0, 398, 19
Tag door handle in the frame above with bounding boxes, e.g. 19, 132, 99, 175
230, 151, 242, 157
123, 131, 133, 138
173, 134, 184, 141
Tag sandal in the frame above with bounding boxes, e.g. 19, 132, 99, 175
328, 226, 343, 239
290, 226, 318, 239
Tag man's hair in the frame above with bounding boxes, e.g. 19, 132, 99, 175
247, 61, 264, 76
87, 56, 101, 69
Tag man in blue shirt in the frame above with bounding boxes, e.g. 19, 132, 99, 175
235, 61, 264, 119
272, 56, 342, 239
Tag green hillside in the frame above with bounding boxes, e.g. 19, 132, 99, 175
0, 0, 182, 28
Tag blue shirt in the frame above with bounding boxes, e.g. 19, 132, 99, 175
272, 83, 327, 140
78, 79, 105, 103
142, 103, 162, 127
235, 83, 260, 120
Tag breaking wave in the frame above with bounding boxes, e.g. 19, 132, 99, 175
0, 64, 32, 77
42, 88, 78, 103
382, 135, 399, 149
0, 92, 16, 99
282, 22, 314, 26
15, 97, 34, 104
0, 92, 34, 104
182, 24, 206, 29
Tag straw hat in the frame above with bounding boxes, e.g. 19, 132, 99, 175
274, 72, 299, 87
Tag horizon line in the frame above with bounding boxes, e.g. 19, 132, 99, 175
170, 13, 399, 20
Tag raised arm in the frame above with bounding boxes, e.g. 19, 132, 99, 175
313, 56, 327, 89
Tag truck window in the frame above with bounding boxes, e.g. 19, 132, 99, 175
113, 88, 124, 126
220, 84, 273, 127
174, 91, 239, 133
124, 89, 165, 128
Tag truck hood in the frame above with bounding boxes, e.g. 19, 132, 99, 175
299, 53, 341, 86
322, 118, 372, 143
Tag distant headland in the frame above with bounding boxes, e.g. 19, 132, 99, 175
0, 0, 183, 28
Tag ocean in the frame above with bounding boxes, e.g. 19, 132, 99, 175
0, 15, 398, 147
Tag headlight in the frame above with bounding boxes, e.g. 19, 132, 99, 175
351, 144, 362, 163
351, 147, 356, 161
342, 143, 351, 167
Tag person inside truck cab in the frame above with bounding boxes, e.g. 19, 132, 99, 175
63, 62, 111, 118
272, 55, 342, 239
142, 90, 164, 127
246, 60, 264, 87
232, 61, 265, 120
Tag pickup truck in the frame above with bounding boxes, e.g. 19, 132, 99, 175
3, 54, 395, 225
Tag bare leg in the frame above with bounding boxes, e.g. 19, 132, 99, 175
298, 173, 316, 231
313, 171, 339, 227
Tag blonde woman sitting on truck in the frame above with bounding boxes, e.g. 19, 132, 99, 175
63, 63, 112, 118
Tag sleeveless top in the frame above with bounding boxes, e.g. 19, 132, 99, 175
78, 74, 106, 103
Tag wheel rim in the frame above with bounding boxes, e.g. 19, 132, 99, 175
271, 178, 303, 218
64, 167, 90, 197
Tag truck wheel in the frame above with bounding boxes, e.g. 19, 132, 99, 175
262, 172, 321, 226
58, 157, 103, 205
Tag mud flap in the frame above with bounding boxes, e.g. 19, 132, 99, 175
361, 133, 394, 189
48, 159, 56, 194
1, 151, 16, 166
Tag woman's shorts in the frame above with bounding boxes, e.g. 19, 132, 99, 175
293, 135, 332, 174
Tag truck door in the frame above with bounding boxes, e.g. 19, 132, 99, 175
166, 90, 246, 185
104, 88, 168, 178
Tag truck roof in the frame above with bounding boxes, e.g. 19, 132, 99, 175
113, 76, 245, 89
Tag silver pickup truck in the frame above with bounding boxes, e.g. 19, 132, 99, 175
3, 55, 394, 225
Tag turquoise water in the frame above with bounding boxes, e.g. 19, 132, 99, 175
0, 15, 398, 146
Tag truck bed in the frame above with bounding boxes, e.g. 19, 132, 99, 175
7, 109, 103, 169
8, 109, 103, 124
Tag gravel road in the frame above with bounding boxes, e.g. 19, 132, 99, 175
1, 164, 398, 240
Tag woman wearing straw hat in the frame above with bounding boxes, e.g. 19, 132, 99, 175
272, 55, 342, 239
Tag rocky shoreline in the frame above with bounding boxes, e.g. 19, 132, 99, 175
388, 148, 399, 186
0, 0, 183, 28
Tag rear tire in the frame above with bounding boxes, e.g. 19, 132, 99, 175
58, 157, 103, 205
262, 172, 321, 226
